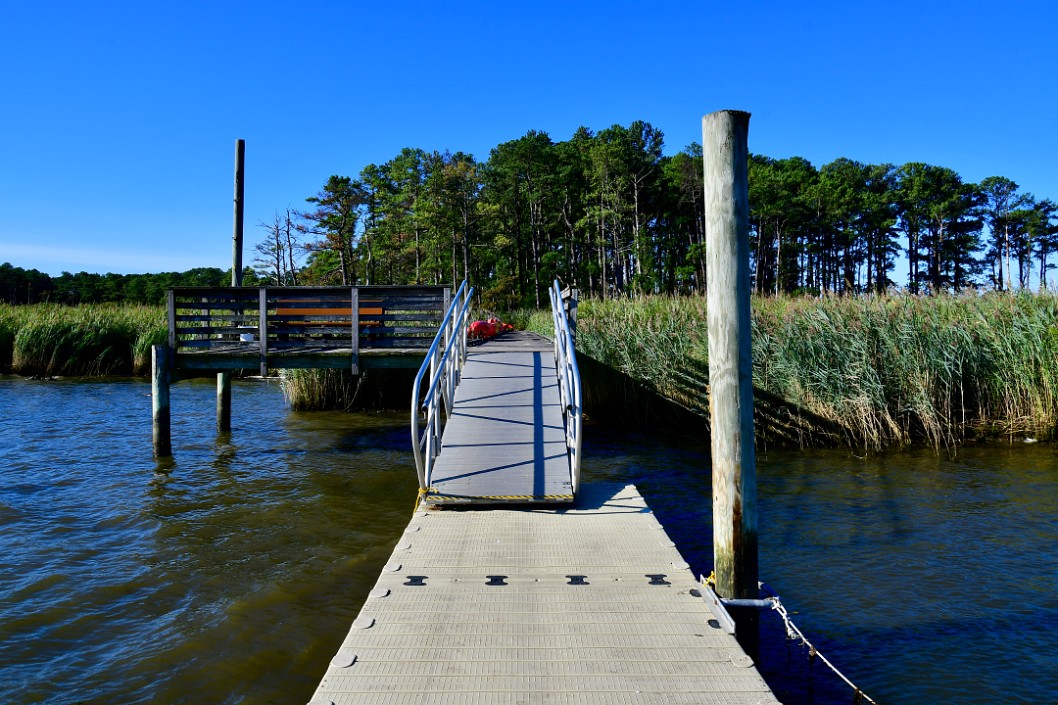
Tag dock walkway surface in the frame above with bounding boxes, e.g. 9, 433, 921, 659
309, 483, 779, 705
426, 331, 574, 504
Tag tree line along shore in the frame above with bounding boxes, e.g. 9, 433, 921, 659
3, 119, 1056, 310
3, 291, 1057, 452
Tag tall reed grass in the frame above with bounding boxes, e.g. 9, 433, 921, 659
0, 303, 166, 376
521, 291, 1058, 450
282, 369, 359, 410
282, 368, 416, 411
7, 295, 1057, 451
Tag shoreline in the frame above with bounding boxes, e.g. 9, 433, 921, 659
6, 290, 1058, 451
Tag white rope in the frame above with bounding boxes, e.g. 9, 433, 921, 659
768, 593, 878, 705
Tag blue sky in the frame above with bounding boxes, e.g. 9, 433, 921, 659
2, 0, 1055, 276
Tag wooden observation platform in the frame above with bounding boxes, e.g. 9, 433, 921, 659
150, 285, 450, 456
165, 285, 451, 376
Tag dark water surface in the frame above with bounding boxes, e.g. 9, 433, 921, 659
1, 377, 1055, 704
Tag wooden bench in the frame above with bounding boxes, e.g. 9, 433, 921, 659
275, 305, 384, 327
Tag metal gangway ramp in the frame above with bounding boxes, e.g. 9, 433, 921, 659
307, 280, 779, 705
409, 281, 582, 505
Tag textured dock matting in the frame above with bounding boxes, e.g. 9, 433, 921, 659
309, 483, 779, 705
427, 332, 573, 503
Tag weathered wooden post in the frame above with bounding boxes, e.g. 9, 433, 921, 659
218, 138, 245, 432
152, 344, 172, 457
232, 138, 245, 284
562, 286, 578, 346
702, 111, 758, 609
217, 370, 232, 433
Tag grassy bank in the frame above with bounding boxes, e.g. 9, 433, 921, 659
522, 291, 1058, 450
0, 303, 167, 376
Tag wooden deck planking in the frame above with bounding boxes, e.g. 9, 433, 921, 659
309, 483, 779, 705
427, 332, 573, 503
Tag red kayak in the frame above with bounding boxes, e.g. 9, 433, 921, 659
468, 318, 513, 340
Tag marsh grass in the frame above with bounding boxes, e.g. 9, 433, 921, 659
520, 291, 1058, 450
282, 368, 416, 411
0, 303, 166, 376
282, 369, 358, 410
753, 292, 1058, 449
7, 295, 1058, 451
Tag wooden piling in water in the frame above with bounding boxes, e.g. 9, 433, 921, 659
232, 139, 245, 283
702, 110, 758, 603
217, 374, 231, 433
218, 138, 246, 431
152, 344, 172, 457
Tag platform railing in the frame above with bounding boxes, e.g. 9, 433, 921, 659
550, 280, 583, 494
167, 285, 448, 374
410, 281, 473, 491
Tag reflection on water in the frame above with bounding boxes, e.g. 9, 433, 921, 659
0, 376, 1056, 704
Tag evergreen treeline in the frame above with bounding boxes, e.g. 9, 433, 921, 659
259, 121, 1057, 307
0, 264, 264, 305
6, 121, 1055, 308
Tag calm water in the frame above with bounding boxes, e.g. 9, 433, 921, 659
0, 377, 1055, 704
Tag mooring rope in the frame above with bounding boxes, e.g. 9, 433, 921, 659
766, 589, 878, 705
704, 573, 877, 704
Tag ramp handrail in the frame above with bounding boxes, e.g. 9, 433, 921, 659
411, 280, 473, 490
550, 280, 583, 494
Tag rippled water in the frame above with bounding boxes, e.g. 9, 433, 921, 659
1, 377, 1056, 704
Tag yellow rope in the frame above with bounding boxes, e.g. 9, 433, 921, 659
412, 487, 430, 515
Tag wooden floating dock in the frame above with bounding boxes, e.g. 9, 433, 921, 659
426, 331, 573, 504
309, 482, 779, 705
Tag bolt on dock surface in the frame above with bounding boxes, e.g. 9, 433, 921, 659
309, 483, 779, 705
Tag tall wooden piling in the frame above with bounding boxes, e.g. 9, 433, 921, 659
232, 139, 246, 282
218, 138, 245, 432
702, 110, 757, 603
152, 344, 172, 457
